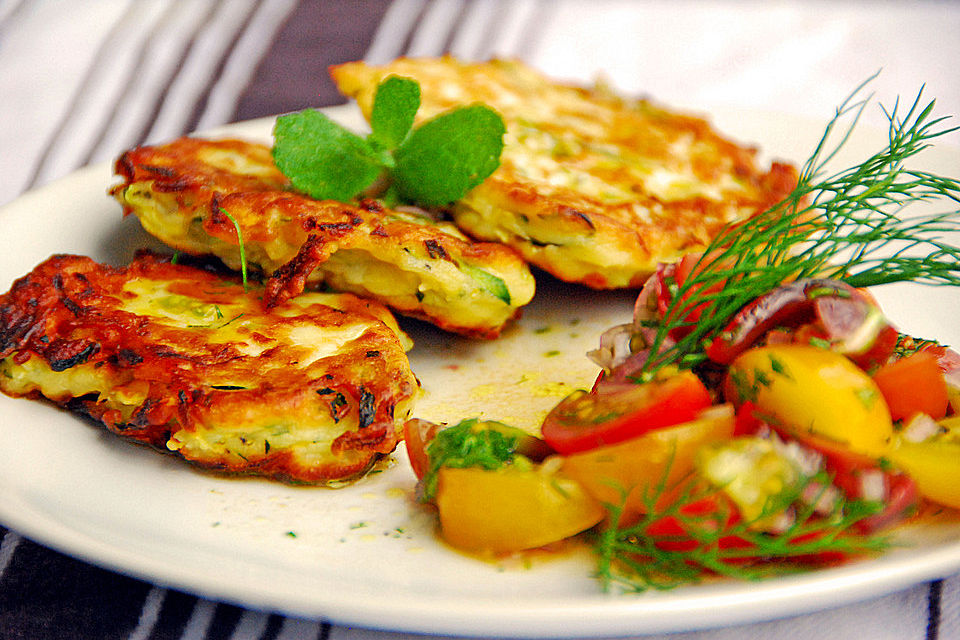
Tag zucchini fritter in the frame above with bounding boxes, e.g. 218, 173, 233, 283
331, 57, 799, 289
111, 137, 535, 338
0, 252, 419, 484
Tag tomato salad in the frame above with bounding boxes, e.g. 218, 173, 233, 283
403, 264, 960, 588
402, 86, 960, 589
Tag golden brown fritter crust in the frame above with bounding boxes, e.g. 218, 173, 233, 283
331, 57, 799, 288
111, 137, 535, 339
0, 252, 419, 483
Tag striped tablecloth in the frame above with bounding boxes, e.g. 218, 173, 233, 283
1, 1, 959, 638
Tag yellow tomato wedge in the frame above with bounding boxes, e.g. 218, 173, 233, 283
560, 405, 735, 525
726, 344, 893, 456
435, 461, 604, 555
887, 432, 960, 510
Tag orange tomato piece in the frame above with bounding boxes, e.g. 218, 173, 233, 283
560, 405, 735, 525
872, 351, 949, 421
435, 464, 604, 555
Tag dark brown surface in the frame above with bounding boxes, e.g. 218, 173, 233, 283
236, 0, 394, 118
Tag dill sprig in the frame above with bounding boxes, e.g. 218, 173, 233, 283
641, 78, 960, 377
594, 471, 890, 592
218, 207, 249, 293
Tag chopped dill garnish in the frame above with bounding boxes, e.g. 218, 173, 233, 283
593, 472, 889, 592
218, 207, 249, 292
218, 313, 245, 329
420, 418, 520, 502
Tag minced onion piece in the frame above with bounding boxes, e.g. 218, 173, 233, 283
859, 469, 887, 502
771, 435, 824, 477
765, 508, 797, 535
587, 323, 634, 370
819, 296, 889, 355
901, 412, 943, 443
801, 481, 841, 515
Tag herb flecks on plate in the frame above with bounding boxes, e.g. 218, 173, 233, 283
272, 75, 506, 208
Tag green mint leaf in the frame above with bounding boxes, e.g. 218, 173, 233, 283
272, 109, 383, 202
393, 104, 506, 207
369, 75, 420, 150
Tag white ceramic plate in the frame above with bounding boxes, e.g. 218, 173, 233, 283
2, 106, 960, 638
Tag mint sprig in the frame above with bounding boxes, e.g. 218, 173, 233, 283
272, 75, 506, 207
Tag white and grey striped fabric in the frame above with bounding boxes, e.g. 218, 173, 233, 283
1, 1, 960, 638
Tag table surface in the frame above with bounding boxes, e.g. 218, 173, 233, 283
1, 1, 959, 638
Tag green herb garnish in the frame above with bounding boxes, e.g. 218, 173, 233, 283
594, 471, 889, 592
420, 418, 523, 502
272, 76, 506, 207
218, 207, 249, 292
640, 77, 960, 378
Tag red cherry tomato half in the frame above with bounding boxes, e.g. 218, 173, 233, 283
644, 492, 745, 553
642, 490, 862, 565
403, 418, 444, 481
541, 371, 712, 454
